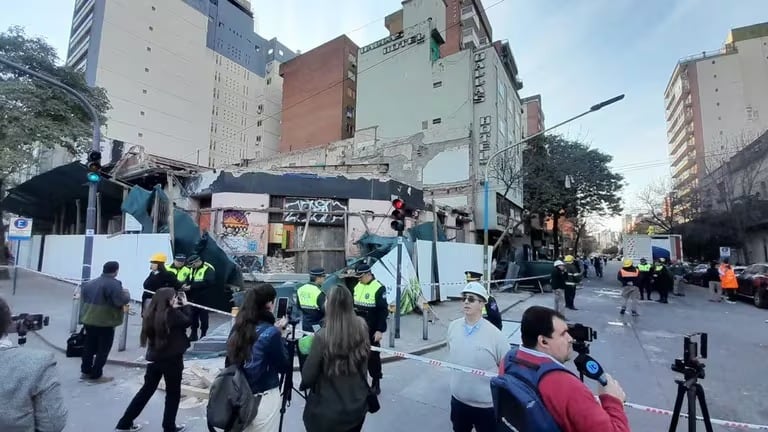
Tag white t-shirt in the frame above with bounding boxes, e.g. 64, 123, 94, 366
447, 317, 510, 408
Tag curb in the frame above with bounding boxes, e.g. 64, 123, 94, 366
32, 291, 537, 370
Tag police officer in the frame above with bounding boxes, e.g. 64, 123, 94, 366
165, 253, 192, 285
296, 268, 327, 333
186, 254, 216, 341
352, 263, 388, 395
465, 270, 502, 330
563, 255, 581, 310
637, 258, 652, 300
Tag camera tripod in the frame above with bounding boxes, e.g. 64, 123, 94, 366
278, 321, 307, 432
668, 362, 713, 432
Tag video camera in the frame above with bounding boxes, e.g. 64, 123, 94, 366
568, 323, 596, 355
672, 332, 707, 379
9, 313, 50, 345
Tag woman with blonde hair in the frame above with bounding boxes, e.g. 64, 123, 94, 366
301, 285, 372, 432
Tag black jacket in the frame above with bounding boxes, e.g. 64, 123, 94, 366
704, 267, 721, 283
143, 306, 192, 361
550, 267, 567, 291
142, 269, 182, 301
483, 296, 503, 330
652, 265, 674, 290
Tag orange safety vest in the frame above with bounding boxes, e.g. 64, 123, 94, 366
620, 268, 640, 277
721, 268, 738, 289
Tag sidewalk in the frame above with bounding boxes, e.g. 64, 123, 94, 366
0, 268, 534, 368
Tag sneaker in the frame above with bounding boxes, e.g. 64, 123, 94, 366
619, 308, 626, 315
90, 376, 115, 384
80, 373, 90, 380
115, 424, 142, 431
631, 311, 639, 317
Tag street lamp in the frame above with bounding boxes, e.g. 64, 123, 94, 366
481, 94, 625, 286
0, 57, 102, 284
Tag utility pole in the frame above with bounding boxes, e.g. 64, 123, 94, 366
0, 57, 102, 282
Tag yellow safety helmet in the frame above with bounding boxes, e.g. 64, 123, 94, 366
623, 258, 633, 267
564, 255, 574, 263
149, 252, 167, 263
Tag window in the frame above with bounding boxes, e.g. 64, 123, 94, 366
140, 111, 145, 116
346, 106, 354, 119
347, 70, 356, 81
429, 35, 440, 62
256, 135, 262, 142
278, 49, 284, 56
144, 67, 150, 72
422, 120, 428, 130
151, 6, 156, 11
142, 89, 147, 94
138, 132, 144, 137
433, 81, 442, 88
432, 118, 442, 124
148, 26, 153, 31
146, 46, 151, 52
266, 78, 271, 85
347, 88, 356, 98
268, 48, 274, 55
257, 120, 262, 127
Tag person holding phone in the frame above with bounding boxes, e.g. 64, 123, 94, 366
228, 283, 293, 432
115, 288, 192, 432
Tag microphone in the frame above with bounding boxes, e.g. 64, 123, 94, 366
574, 353, 608, 386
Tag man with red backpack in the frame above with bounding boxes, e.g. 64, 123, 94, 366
491, 306, 630, 431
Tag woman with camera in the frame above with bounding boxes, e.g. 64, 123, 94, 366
300, 285, 371, 432
228, 283, 292, 432
115, 288, 191, 432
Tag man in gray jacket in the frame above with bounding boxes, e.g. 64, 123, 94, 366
0, 297, 67, 432
79, 261, 131, 382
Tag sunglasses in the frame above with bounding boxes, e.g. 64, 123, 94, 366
462, 295, 481, 303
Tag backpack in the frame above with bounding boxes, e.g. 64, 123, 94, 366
206, 364, 261, 432
490, 348, 565, 432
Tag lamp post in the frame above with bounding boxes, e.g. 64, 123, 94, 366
481, 94, 625, 287
0, 57, 102, 283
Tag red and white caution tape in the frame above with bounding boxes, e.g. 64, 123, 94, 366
370, 345, 768, 430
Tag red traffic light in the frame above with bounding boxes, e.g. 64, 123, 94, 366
392, 199, 404, 210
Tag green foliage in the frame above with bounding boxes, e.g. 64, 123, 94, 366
523, 134, 624, 218
0, 26, 110, 178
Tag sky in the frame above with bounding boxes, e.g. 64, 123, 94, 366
2, 0, 765, 232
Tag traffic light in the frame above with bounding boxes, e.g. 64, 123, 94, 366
86, 151, 102, 183
390, 198, 407, 233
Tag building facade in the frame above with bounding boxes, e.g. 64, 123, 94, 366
665, 22, 768, 202
522, 94, 545, 137
354, 0, 525, 235
279, 35, 359, 153
58, 0, 295, 169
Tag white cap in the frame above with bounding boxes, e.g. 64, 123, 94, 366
554, 260, 565, 267
461, 281, 488, 302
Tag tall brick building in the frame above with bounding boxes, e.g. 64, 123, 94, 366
279, 35, 359, 152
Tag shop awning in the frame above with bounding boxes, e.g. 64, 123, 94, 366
0, 162, 125, 220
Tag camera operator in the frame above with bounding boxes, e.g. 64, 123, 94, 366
0, 297, 67, 432
499, 306, 630, 431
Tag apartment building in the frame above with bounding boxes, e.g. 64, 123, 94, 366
59, 0, 294, 169
279, 35, 359, 153
665, 22, 768, 201
522, 94, 545, 137
354, 0, 526, 234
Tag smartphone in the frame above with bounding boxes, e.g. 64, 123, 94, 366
276, 297, 289, 319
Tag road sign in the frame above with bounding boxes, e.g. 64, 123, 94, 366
719, 247, 731, 258
8, 217, 33, 240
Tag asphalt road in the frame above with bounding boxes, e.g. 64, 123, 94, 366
18, 261, 768, 431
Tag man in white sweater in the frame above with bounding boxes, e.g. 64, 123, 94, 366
446, 282, 510, 432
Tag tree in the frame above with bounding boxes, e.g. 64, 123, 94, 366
0, 26, 110, 268
490, 144, 523, 198
637, 177, 690, 233
524, 134, 624, 257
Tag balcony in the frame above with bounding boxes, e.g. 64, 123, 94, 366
461, 5, 480, 31
462, 27, 480, 50
673, 153, 696, 177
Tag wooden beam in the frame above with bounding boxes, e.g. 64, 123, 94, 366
151, 190, 160, 233
167, 173, 175, 249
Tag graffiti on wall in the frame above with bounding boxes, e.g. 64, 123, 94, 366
284, 198, 348, 226
217, 209, 267, 274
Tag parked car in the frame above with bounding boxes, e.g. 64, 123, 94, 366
734, 265, 747, 275
735, 263, 768, 308
683, 264, 709, 286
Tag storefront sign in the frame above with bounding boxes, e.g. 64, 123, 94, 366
478, 115, 492, 165
360, 31, 426, 55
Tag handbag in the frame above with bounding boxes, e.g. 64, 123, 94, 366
66, 327, 86, 358
360, 366, 380, 414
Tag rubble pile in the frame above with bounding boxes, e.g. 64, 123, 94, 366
158, 364, 220, 408
263, 255, 295, 273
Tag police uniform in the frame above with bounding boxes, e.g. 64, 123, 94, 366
296, 268, 327, 333
187, 254, 216, 341
465, 271, 502, 330
637, 259, 652, 300
352, 263, 388, 395
563, 255, 581, 310
165, 253, 192, 284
